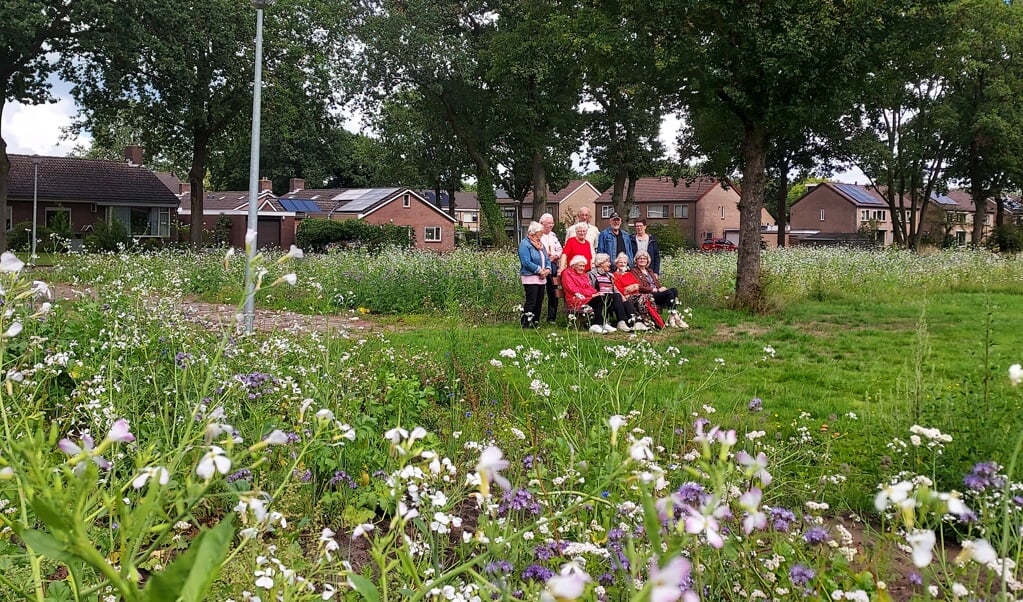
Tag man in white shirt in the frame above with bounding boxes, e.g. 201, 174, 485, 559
539, 213, 563, 322
565, 207, 599, 255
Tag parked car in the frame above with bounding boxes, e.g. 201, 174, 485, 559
700, 237, 738, 252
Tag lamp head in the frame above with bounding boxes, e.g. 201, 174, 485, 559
31, 155, 40, 165
252, 0, 267, 8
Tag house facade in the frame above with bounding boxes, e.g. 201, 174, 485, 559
6, 150, 179, 248
593, 176, 758, 247
789, 182, 996, 247
497, 180, 600, 238
176, 178, 300, 249
280, 184, 456, 251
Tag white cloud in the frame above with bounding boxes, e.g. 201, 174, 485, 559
2, 97, 88, 157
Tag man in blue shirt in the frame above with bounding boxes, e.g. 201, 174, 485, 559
597, 212, 634, 266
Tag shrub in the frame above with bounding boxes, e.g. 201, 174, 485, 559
987, 224, 1023, 253
296, 218, 414, 253
648, 220, 689, 254
84, 219, 129, 252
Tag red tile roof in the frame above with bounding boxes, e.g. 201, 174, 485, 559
7, 154, 179, 207
594, 176, 726, 202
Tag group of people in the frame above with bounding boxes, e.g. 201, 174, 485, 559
518, 209, 678, 333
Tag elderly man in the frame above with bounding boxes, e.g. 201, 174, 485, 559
565, 207, 599, 255
538, 213, 563, 322
597, 212, 635, 266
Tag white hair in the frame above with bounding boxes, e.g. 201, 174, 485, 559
527, 221, 544, 236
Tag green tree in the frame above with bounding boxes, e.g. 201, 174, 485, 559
637, 0, 918, 309
352, 0, 510, 246
0, 0, 103, 252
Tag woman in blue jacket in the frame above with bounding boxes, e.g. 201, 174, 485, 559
518, 221, 552, 328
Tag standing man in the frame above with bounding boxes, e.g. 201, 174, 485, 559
597, 212, 635, 266
539, 213, 563, 323
566, 207, 599, 257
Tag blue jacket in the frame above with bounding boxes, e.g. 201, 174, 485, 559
518, 238, 551, 277
631, 235, 661, 274
597, 227, 634, 265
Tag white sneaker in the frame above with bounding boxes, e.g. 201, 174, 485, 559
633, 321, 649, 331
616, 321, 631, 332
602, 324, 617, 333
588, 324, 605, 334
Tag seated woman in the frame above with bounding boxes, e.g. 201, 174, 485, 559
561, 223, 593, 272
560, 255, 615, 334
587, 253, 646, 332
631, 250, 678, 309
612, 252, 656, 329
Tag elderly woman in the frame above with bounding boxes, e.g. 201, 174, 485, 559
561, 255, 613, 334
610, 253, 651, 331
561, 223, 593, 272
631, 250, 678, 308
518, 221, 551, 328
588, 253, 645, 332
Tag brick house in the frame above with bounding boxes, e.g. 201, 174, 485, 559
497, 180, 600, 238
280, 182, 456, 251
175, 177, 300, 249
5, 149, 179, 248
593, 176, 769, 247
788, 182, 995, 247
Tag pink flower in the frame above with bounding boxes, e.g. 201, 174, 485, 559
105, 419, 135, 443
58, 434, 110, 474
650, 556, 697, 602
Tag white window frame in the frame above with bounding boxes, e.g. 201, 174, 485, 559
45, 207, 72, 230
860, 209, 870, 221
601, 206, 613, 219
674, 204, 689, 219
402, 194, 411, 208
629, 206, 640, 218
647, 204, 669, 219
720, 206, 726, 219
107, 206, 171, 237
820, 209, 826, 222
424, 226, 442, 242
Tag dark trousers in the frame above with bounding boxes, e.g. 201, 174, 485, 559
590, 292, 634, 325
522, 283, 544, 327
652, 288, 678, 308
544, 276, 559, 321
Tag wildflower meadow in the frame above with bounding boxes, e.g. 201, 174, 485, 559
2, 245, 1023, 601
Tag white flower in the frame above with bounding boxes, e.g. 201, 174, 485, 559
263, 430, 289, 445
284, 245, 304, 260
874, 480, 913, 511
0, 252, 24, 273
352, 523, 374, 539
476, 445, 510, 496
609, 415, 626, 445
958, 538, 997, 565
196, 446, 232, 480
630, 439, 655, 462
649, 555, 694, 602
30, 281, 51, 299
543, 563, 591, 601
3, 322, 22, 338
245, 229, 258, 249
906, 529, 936, 568
132, 466, 170, 489
1010, 364, 1023, 386
280, 273, 297, 286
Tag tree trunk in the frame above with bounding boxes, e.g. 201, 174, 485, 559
531, 149, 547, 221
612, 171, 627, 218
969, 141, 985, 246
0, 130, 9, 254
626, 170, 638, 220
187, 134, 210, 248
735, 122, 767, 310
774, 158, 789, 248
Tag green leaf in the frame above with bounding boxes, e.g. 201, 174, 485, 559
19, 529, 74, 563
346, 574, 380, 602
142, 516, 234, 602
31, 497, 72, 532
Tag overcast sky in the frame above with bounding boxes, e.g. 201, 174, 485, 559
3, 91, 868, 184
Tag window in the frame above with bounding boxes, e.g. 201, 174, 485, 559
546, 203, 558, 216
674, 204, 689, 219
720, 206, 726, 219
956, 230, 967, 246
402, 194, 411, 208
820, 209, 826, 222
108, 206, 171, 237
522, 206, 533, 219
501, 208, 515, 219
4, 206, 10, 231
629, 206, 639, 218
647, 204, 669, 218
424, 226, 442, 242
601, 206, 613, 218
46, 207, 72, 232
872, 210, 887, 221
985, 214, 993, 226
860, 209, 870, 221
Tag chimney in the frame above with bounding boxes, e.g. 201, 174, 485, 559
179, 182, 191, 194
259, 177, 273, 192
124, 145, 144, 167
289, 178, 305, 193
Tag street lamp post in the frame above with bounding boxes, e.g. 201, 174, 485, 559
243, 0, 266, 334
31, 156, 40, 265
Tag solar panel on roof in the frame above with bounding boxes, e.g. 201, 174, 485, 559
340, 188, 401, 212
930, 193, 958, 206
279, 199, 298, 211
301, 200, 321, 212
835, 184, 887, 207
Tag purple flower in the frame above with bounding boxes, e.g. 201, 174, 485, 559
676, 482, 708, 506
498, 488, 542, 516
769, 507, 796, 532
748, 397, 763, 412
964, 462, 1005, 492
522, 454, 536, 469
484, 560, 513, 574
909, 572, 923, 586
521, 564, 554, 582
329, 470, 357, 489
175, 351, 194, 368
803, 526, 829, 545
226, 468, 252, 483
789, 563, 815, 587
